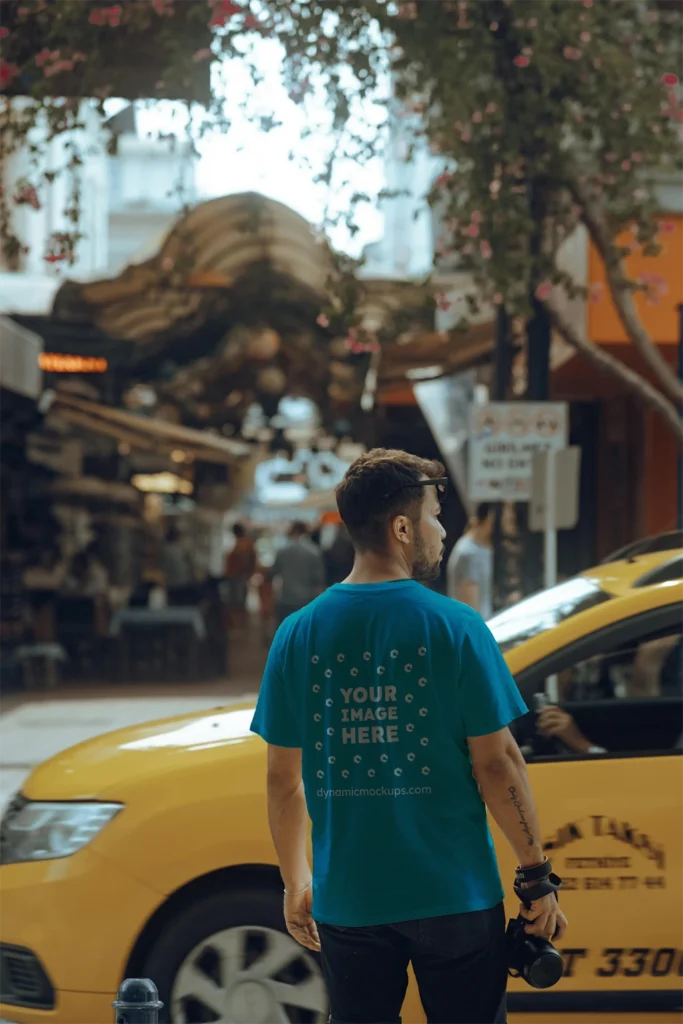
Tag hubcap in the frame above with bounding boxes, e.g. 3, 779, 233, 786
171, 924, 327, 1023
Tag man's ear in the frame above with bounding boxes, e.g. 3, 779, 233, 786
392, 514, 411, 546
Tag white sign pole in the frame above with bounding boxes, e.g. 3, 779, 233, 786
544, 447, 558, 591
544, 448, 560, 704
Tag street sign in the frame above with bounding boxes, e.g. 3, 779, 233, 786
468, 402, 569, 502
529, 447, 582, 533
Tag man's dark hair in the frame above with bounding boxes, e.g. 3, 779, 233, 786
290, 521, 308, 538
474, 503, 492, 523
233, 522, 246, 539
335, 448, 444, 552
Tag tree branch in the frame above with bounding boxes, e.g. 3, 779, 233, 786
571, 177, 683, 407
546, 295, 683, 446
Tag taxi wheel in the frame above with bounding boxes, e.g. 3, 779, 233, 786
143, 887, 328, 1024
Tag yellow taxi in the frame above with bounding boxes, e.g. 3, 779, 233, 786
1, 550, 681, 1024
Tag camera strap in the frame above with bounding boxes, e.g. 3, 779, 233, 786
513, 872, 562, 906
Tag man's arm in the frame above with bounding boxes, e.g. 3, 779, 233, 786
468, 726, 568, 941
266, 745, 320, 951
468, 726, 543, 865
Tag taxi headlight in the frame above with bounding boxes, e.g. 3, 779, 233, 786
0, 799, 123, 864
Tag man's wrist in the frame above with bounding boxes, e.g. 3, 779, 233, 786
282, 871, 312, 893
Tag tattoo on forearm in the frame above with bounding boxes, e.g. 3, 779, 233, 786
508, 785, 535, 847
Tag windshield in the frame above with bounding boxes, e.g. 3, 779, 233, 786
488, 577, 612, 653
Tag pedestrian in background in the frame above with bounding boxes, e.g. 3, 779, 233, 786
269, 521, 324, 625
225, 522, 257, 629
447, 503, 495, 619
251, 449, 566, 1024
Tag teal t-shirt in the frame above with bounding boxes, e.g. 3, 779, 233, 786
250, 580, 528, 927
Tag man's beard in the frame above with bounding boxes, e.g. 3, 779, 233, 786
412, 532, 442, 581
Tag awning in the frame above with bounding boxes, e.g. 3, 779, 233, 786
50, 393, 250, 464
378, 321, 497, 396
51, 192, 333, 347
0, 315, 42, 399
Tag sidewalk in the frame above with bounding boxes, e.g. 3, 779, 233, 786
0, 624, 266, 810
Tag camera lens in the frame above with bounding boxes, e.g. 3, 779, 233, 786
527, 948, 564, 989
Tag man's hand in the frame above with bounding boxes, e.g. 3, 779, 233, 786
537, 706, 591, 754
284, 887, 320, 952
519, 892, 568, 942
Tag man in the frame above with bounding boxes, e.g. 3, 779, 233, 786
224, 522, 257, 627
251, 449, 567, 1024
269, 521, 325, 625
447, 502, 495, 619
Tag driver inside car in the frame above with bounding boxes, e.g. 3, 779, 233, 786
537, 634, 682, 755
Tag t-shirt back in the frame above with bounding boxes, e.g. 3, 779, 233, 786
250, 579, 527, 927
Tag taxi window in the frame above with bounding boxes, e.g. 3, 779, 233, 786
489, 578, 612, 653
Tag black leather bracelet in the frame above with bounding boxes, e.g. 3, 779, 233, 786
514, 872, 563, 905
515, 858, 553, 884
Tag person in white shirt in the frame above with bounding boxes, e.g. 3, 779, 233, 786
447, 504, 495, 619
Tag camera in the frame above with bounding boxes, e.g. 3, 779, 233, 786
506, 915, 564, 989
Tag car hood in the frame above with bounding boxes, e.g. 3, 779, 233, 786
22, 702, 260, 801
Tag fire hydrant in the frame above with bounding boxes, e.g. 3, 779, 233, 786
112, 978, 163, 1023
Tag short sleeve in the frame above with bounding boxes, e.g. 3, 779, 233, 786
250, 623, 301, 747
458, 615, 528, 737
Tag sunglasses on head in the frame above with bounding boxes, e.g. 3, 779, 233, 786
384, 476, 448, 502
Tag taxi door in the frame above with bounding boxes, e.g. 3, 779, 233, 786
501, 605, 682, 1024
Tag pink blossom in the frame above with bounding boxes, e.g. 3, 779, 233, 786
480, 240, 492, 259
633, 189, 646, 201
493, 292, 503, 305
209, 0, 241, 27
522, 47, 533, 57
631, 152, 643, 163
581, 0, 593, 6
471, 210, 482, 223
0, 62, 20, 87
316, 314, 330, 328
437, 294, 452, 311
580, 31, 591, 42
243, 13, 259, 28
435, 171, 452, 188
35, 48, 51, 68
89, 5, 122, 26
463, 223, 480, 238
489, 21, 499, 31
472, 111, 483, 123
622, 103, 632, 112
13, 185, 41, 211
460, 129, 472, 142
152, 0, 174, 13
535, 282, 552, 301
192, 48, 212, 61
621, 159, 631, 171
662, 72, 679, 87
588, 283, 603, 303
485, 102, 497, 114
660, 221, 676, 234
513, 55, 530, 67
563, 46, 582, 60
0, 27, 8, 39
397, 1, 418, 18
72, 52, 87, 63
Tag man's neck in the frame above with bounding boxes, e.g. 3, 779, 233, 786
343, 551, 412, 585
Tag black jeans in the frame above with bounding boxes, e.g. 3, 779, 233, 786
318, 902, 507, 1024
